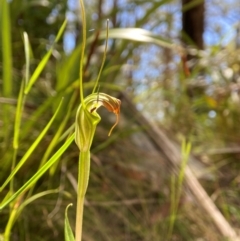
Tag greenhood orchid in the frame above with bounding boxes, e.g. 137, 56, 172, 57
72, 92, 121, 241
65, 2, 122, 241
75, 92, 121, 152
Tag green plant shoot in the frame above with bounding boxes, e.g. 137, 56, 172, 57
73, 92, 121, 241
64, 1, 121, 241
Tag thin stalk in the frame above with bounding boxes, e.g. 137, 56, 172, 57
4, 196, 22, 241
5, 31, 29, 240
40, 93, 77, 169
4, 208, 16, 241
11, 80, 25, 194
92, 20, 109, 94
10, 32, 29, 194
75, 151, 90, 241
75, 1, 88, 240
167, 140, 191, 238
166, 175, 176, 240
1, 0, 12, 148
79, 0, 86, 105
26, 94, 76, 198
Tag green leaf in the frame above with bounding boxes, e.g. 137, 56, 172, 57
24, 19, 67, 94
6, 189, 59, 229
13, 80, 25, 149
0, 98, 64, 192
23, 32, 30, 86
56, 44, 81, 91
64, 204, 75, 241
1, 0, 13, 143
0, 133, 74, 210
1, 0, 12, 97
12, 32, 30, 151
20, 93, 65, 140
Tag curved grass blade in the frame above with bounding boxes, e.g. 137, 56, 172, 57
92, 19, 109, 94
0, 133, 75, 210
43, 93, 77, 175
13, 80, 25, 150
136, 0, 171, 27
4, 189, 60, 239
21, 88, 68, 140
10, 79, 26, 194
24, 19, 67, 94
13, 32, 31, 149
17, 189, 59, 219
0, 98, 64, 192
64, 203, 75, 241
23, 32, 30, 86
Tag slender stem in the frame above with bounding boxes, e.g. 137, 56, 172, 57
79, 0, 86, 105
11, 79, 25, 195
4, 211, 15, 241
92, 19, 109, 94
75, 151, 90, 241
4, 199, 20, 241
6, 79, 26, 239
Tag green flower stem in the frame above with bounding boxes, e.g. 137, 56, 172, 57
79, 0, 86, 105
75, 150, 90, 241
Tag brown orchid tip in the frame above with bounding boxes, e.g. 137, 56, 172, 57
105, 99, 121, 136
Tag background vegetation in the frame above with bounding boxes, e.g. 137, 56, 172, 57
1, 0, 240, 240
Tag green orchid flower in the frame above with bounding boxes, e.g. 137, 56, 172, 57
75, 92, 121, 152
64, 1, 122, 240
71, 92, 121, 241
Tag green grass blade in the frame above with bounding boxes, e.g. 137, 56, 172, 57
54, 18, 68, 44
20, 84, 75, 140
167, 140, 191, 238
20, 95, 61, 140
13, 80, 25, 150
178, 140, 191, 195
24, 19, 67, 94
56, 45, 81, 91
48, 94, 77, 175
167, 175, 177, 240
78, 0, 86, 105
17, 189, 59, 217
3, 189, 59, 239
0, 98, 64, 192
1, 0, 13, 145
64, 204, 75, 241
23, 32, 30, 85
13, 31, 31, 149
1, 0, 12, 96
92, 20, 109, 94
40, 106, 71, 168
0, 133, 75, 210
136, 0, 171, 27
24, 50, 52, 94
11, 79, 25, 194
